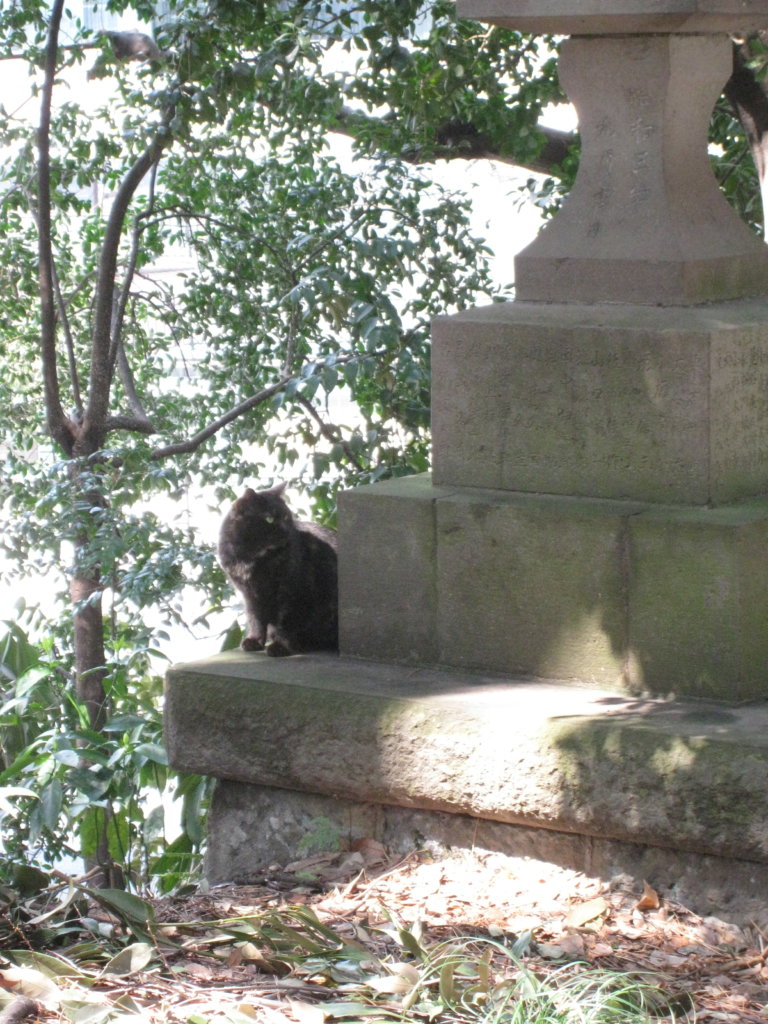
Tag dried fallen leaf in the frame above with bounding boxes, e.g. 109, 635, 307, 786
284, 853, 339, 875
367, 976, 411, 995
590, 942, 614, 958
635, 881, 660, 912
0, 967, 62, 1008
235, 1005, 261, 1021
350, 838, 387, 867
318, 852, 365, 883
536, 942, 566, 960
565, 896, 609, 928
558, 933, 586, 956
182, 962, 215, 980
289, 999, 327, 1024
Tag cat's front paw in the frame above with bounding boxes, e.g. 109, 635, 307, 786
241, 636, 265, 652
265, 638, 292, 657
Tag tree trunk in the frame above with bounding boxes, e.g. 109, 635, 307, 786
69, 572, 108, 734
725, 37, 768, 234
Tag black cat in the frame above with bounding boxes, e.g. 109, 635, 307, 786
218, 484, 338, 657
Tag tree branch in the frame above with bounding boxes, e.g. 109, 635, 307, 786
104, 413, 157, 434
150, 374, 294, 459
108, 162, 160, 433
149, 349, 389, 461
37, 0, 76, 455
725, 37, 768, 184
329, 104, 576, 176
296, 394, 365, 470
82, 112, 174, 453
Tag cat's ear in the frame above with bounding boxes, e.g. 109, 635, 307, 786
269, 482, 287, 497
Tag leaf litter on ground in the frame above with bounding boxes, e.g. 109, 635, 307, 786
0, 847, 766, 1023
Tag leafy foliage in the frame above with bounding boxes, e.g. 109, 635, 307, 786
0, 0, 508, 639
0, 621, 208, 890
0, 0, 525, 881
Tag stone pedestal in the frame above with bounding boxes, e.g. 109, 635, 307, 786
165, 653, 768, 920
456, 0, 768, 34
166, 0, 768, 893
341, 295, 768, 700
515, 36, 768, 305
338, 11, 768, 702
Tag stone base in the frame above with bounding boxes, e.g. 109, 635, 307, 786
205, 782, 768, 925
338, 475, 768, 700
431, 300, 768, 505
164, 652, 768, 921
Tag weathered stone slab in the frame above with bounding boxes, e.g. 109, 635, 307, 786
164, 652, 768, 865
457, 0, 768, 35
432, 300, 768, 505
206, 781, 768, 924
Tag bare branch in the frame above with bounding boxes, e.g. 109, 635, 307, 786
82, 112, 174, 452
52, 258, 84, 416
329, 105, 576, 176
110, 161, 160, 368
149, 348, 389, 461
725, 38, 768, 184
37, 0, 76, 455
150, 375, 294, 460
104, 413, 156, 434
111, 342, 156, 435
296, 394, 365, 470
25, 195, 84, 416
107, 161, 161, 432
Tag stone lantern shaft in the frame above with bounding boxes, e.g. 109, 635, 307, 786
459, 1, 768, 304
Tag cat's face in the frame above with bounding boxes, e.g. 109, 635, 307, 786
223, 485, 293, 556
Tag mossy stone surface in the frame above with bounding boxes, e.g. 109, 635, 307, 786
165, 653, 768, 864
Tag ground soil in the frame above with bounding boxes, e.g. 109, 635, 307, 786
132, 847, 768, 1022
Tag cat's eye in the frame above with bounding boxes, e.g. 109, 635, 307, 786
264, 514, 275, 524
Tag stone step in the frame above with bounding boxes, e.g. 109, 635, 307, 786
164, 651, 768, 868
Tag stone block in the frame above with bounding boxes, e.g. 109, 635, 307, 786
338, 474, 451, 663
432, 300, 768, 505
435, 489, 633, 687
336, 475, 768, 698
629, 501, 768, 701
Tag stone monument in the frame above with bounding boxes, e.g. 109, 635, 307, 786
165, 0, 768, 903
341, 0, 768, 700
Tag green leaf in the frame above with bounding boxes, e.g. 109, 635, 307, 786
131, 742, 168, 766
100, 943, 154, 977
40, 779, 63, 830
90, 890, 156, 927
8, 949, 87, 979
